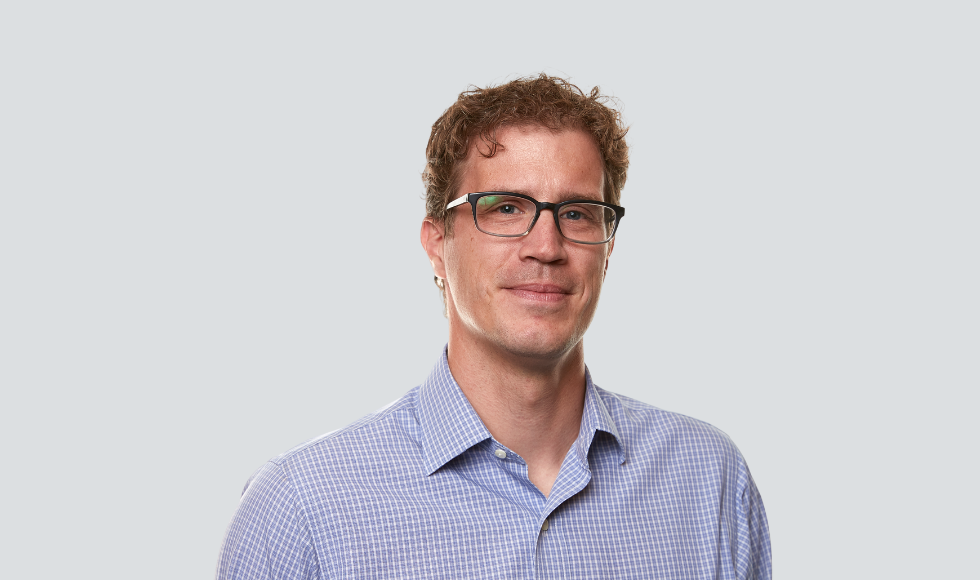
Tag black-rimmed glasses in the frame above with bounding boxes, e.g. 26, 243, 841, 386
445, 192, 625, 245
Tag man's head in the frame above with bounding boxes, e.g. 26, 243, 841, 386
420, 75, 629, 362
423, 74, 629, 235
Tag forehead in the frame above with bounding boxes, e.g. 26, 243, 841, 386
460, 125, 605, 201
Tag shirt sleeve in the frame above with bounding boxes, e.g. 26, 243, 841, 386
216, 461, 321, 580
735, 468, 772, 580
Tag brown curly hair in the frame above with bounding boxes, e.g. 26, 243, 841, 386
422, 74, 630, 236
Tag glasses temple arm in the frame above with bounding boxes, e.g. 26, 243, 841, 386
445, 195, 469, 210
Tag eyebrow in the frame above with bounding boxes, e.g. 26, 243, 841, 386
486, 188, 603, 202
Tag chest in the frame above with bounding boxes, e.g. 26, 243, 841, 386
304, 454, 732, 579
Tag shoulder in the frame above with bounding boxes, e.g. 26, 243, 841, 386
592, 388, 771, 577
595, 387, 747, 473
218, 389, 423, 578
252, 387, 423, 495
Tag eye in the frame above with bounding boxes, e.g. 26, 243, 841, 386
562, 210, 583, 220
477, 195, 525, 214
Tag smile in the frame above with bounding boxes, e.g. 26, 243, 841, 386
505, 284, 571, 303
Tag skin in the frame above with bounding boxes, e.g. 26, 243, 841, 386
420, 125, 614, 497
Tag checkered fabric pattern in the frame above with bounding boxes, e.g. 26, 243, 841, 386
217, 349, 771, 579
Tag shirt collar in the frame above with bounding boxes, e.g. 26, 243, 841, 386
577, 366, 627, 466
418, 349, 493, 476
418, 347, 626, 475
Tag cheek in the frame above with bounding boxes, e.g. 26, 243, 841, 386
585, 250, 609, 282
446, 236, 495, 299
581, 253, 610, 303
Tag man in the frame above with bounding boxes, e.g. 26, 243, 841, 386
217, 75, 771, 579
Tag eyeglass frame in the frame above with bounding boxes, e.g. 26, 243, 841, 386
445, 191, 625, 245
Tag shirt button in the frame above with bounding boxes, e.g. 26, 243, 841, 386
541, 519, 549, 531
494, 449, 507, 459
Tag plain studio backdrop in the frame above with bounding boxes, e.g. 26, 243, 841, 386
1, 1, 976, 578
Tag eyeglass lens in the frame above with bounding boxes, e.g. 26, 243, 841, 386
475, 194, 616, 243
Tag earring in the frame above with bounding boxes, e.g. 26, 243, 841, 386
434, 276, 445, 289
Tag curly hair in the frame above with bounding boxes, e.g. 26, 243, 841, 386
422, 74, 630, 235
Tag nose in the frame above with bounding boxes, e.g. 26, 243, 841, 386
519, 208, 567, 263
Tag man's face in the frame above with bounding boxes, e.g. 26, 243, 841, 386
423, 125, 614, 361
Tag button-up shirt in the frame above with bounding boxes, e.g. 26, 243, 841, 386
217, 350, 771, 579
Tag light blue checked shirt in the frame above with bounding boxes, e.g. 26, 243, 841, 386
217, 350, 771, 579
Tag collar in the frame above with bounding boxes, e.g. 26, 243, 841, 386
418, 348, 626, 475
577, 366, 627, 466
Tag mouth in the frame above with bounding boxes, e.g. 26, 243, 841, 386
505, 283, 572, 303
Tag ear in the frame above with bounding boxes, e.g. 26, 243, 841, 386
421, 218, 448, 280
603, 237, 615, 281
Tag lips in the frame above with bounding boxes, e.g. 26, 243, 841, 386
505, 283, 571, 303
507, 283, 570, 294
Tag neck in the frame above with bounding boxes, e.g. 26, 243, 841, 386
446, 329, 587, 498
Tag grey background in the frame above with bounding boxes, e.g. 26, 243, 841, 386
1, 1, 976, 578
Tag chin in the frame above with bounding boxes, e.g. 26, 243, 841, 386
493, 325, 583, 361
